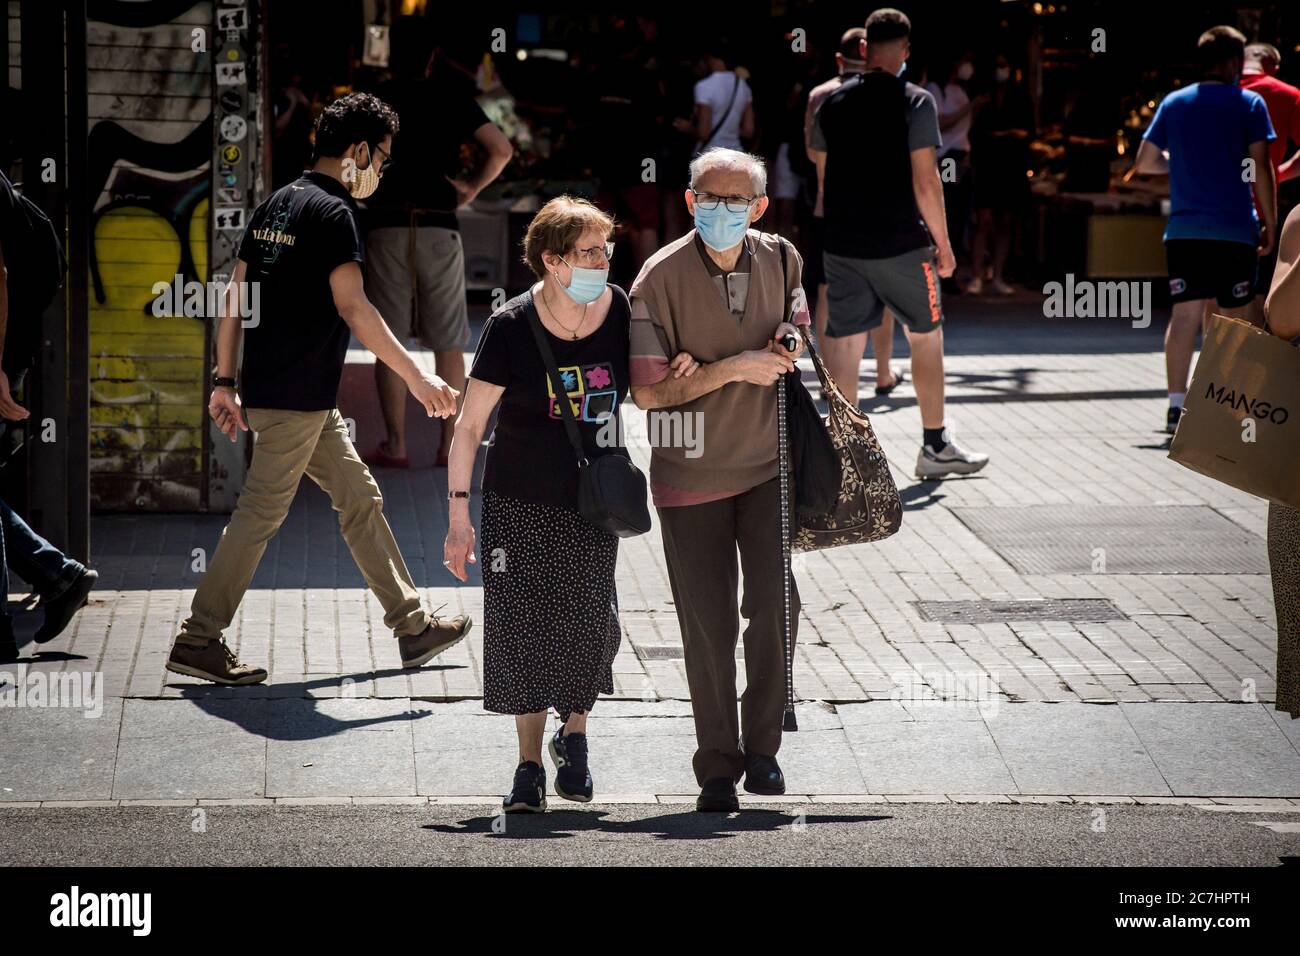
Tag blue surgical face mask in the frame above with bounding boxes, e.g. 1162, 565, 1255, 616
693, 202, 752, 251
558, 259, 608, 304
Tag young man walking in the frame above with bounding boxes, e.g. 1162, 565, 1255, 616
1132, 25, 1276, 434
809, 8, 988, 479
630, 148, 806, 812
166, 93, 470, 686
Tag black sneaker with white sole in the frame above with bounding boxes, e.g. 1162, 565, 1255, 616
915, 429, 990, 479
503, 760, 547, 813
549, 728, 593, 802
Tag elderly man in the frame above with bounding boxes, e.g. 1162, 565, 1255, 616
629, 147, 808, 812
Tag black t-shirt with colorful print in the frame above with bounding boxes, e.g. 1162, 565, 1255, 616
469, 286, 631, 510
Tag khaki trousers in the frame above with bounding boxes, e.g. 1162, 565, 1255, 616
178, 407, 428, 645
657, 478, 800, 785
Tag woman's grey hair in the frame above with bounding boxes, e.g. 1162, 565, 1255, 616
689, 147, 768, 196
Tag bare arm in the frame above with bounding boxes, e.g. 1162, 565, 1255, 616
739, 102, 756, 141
631, 359, 735, 411
1279, 150, 1300, 184
1130, 138, 1169, 177
208, 259, 250, 441
810, 146, 826, 206
214, 259, 247, 380
449, 122, 513, 205
693, 103, 712, 144
803, 96, 818, 162
1249, 139, 1277, 256
443, 376, 505, 581
1264, 204, 1300, 339
631, 348, 792, 411
911, 146, 955, 277
329, 261, 458, 417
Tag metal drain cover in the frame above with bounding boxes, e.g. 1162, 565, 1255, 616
950, 505, 1267, 575
914, 599, 1127, 624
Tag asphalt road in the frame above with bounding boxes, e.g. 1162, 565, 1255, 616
2, 803, 1298, 867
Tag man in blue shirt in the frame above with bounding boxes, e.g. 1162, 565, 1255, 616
1133, 25, 1275, 434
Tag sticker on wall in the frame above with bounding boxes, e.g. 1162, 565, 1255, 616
216, 61, 247, 86
217, 7, 247, 31
217, 187, 243, 202
215, 207, 246, 231
220, 144, 242, 165
219, 89, 243, 113
220, 115, 248, 143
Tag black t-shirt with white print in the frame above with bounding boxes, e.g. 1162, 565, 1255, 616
469, 287, 631, 510
236, 171, 363, 410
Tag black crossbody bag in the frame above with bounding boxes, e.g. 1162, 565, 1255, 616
525, 306, 652, 538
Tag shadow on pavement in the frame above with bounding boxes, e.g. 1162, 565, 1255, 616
166, 672, 438, 741
424, 809, 892, 841
897, 481, 949, 512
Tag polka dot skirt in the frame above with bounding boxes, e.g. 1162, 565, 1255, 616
480, 491, 621, 721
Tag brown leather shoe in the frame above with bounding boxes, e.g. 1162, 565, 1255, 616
399, 611, 473, 668
166, 639, 268, 685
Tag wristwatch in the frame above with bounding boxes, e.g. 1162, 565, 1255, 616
212, 375, 237, 389
448, 490, 470, 500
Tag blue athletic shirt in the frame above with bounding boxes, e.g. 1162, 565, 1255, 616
1142, 81, 1275, 246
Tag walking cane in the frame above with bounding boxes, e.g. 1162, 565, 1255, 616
778, 332, 799, 732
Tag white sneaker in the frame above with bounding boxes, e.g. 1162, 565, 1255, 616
965, 276, 984, 295
989, 277, 1015, 296
915, 431, 990, 478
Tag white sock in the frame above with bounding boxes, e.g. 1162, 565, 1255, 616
1168, 392, 1186, 410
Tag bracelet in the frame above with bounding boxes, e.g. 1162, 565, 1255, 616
448, 490, 470, 500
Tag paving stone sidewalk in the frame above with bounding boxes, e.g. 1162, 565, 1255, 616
2, 298, 1297, 801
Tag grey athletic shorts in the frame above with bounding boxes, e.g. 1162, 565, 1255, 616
824, 245, 943, 336
364, 225, 470, 352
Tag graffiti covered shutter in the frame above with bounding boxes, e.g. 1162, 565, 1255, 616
87, 1, 213, 511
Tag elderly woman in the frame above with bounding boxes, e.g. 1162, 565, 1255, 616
443, 196, 697, 812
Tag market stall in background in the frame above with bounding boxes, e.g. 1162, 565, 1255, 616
3, 0, 1299, 538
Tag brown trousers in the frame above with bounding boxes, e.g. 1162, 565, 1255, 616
657, 477, 800, 785
178, 408, 429, 645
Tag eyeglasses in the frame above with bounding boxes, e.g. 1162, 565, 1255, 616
692, 190, 758, 213
372, 144, 394, 176
564, 241, 615, 267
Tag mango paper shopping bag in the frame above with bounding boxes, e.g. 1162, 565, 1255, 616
1169, 313, 1300, 509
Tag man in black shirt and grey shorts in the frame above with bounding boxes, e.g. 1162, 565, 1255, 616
362, 18, 512, 470
810, 8, 989, 479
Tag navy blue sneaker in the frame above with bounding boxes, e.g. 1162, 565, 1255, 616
503, 761, 547, 814
549, 728, 593, 802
